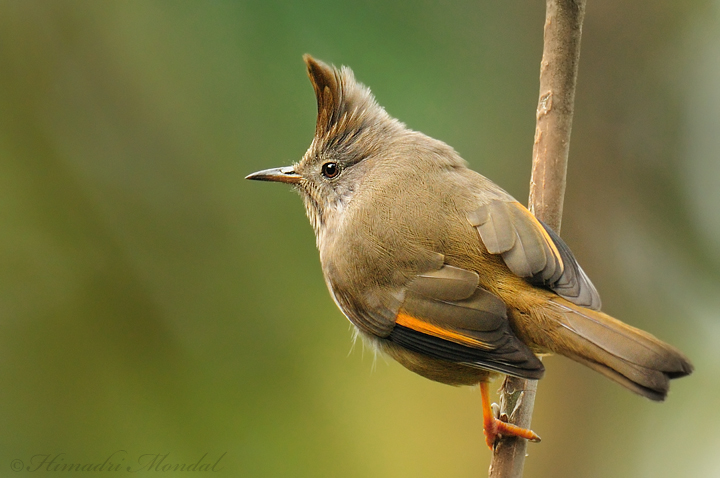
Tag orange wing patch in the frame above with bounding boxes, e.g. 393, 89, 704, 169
395, 311, 491, 349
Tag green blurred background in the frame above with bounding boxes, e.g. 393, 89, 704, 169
1, 1, 718, 477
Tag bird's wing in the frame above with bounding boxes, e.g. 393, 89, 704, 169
467, 199, 601, 310
364, 264, 545, 379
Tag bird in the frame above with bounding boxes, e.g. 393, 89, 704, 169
246, 55, 693, 448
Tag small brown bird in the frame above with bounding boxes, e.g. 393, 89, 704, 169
247, 55, 693, 448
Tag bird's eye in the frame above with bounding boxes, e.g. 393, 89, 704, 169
321, 162, 339, 178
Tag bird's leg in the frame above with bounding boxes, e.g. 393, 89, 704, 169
480, 381, 541, 449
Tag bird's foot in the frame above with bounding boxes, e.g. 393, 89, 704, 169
480, 381, 541, 449
483, 411, 541, 449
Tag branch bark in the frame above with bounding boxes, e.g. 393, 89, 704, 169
488, 1, 587, 477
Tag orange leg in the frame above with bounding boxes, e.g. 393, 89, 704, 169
480, 381, 541, 449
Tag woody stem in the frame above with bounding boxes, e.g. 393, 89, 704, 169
488, 1, 587, 477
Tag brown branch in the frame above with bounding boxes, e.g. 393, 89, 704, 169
488, 1, 587, 477
528, 0, 587, 233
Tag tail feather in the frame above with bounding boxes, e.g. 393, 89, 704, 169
565, 353, 669, 402
549, 299, 693, 401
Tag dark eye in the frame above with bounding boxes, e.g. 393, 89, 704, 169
321, 162, 339, 178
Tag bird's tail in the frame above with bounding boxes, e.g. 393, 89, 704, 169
545, 299, 693, 401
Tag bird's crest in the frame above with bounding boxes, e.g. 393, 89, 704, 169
303, 55, 402, 156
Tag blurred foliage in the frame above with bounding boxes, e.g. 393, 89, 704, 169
0, 1, 718, 477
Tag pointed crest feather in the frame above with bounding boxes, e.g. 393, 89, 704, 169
302, 54, 402, 154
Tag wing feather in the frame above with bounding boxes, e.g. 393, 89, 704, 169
468, 200, 601, 310
382, 266, 544, 379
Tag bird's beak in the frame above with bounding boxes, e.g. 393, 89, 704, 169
245, 166, 302, 184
